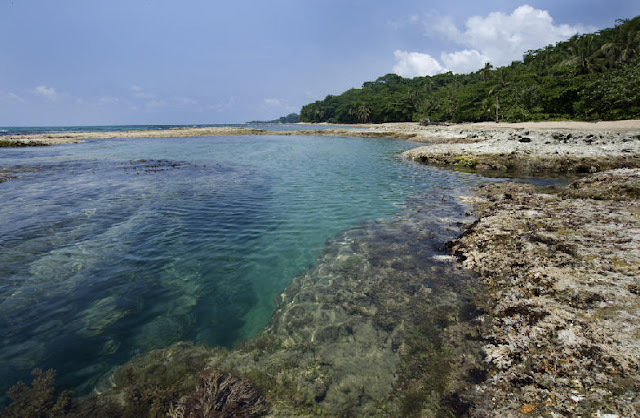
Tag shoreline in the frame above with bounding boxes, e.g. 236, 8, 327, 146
3, 120, 640, 176
448, 171, 640, 415
2, 121, 640, 415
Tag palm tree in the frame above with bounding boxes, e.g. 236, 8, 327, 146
349, 105, 371, 123
568, 34, 600, 74
355, 105, 371, 123
613, 18, 640, 63
481, 63, 494, 82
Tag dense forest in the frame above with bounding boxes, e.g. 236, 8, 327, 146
300, 16, 640, 124
247, 113, 300, 124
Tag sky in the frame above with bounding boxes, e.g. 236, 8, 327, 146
1, 1, 639, 126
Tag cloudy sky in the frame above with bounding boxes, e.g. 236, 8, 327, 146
1, 1, 639, 126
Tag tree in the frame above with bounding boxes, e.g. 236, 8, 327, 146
481, 63, 494, 81
569, 34, 600, 74
298, 16, 640, 124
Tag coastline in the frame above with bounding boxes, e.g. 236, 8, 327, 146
2, 121, 640, 415
4, 121, 640, 173
396, 121, 640, 414
450, 173, 640, 415
394, 121, 640, 414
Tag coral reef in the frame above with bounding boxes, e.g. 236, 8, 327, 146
403, 128, 640, 175
562, 168, 640, 200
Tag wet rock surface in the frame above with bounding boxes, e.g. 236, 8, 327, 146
562, 168, 640, 201
449, 170, 640, 416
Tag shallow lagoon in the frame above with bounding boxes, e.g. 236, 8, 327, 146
0, 134, 498, 398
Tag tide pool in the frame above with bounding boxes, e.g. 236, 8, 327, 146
0, 134, 493, 398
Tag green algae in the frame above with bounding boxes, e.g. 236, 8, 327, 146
561, 168, 640, 200
0, 140, 51, 148
455, 155, 479, 169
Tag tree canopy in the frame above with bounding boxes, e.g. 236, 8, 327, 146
247, 113, 300, 124
300, 16, 640, 124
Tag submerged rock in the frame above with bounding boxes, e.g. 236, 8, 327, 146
60, 190, 489, 416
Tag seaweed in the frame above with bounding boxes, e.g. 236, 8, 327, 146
169, 369, 268, 418
1, 369, 72, 418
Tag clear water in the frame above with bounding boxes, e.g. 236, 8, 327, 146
0, 123, 363, 136
0, 134, 492, 398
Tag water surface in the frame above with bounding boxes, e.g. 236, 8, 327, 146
0, 134, 493, 397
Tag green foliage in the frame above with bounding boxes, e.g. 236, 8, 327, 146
248, 113, 300, 124
300, 16, 640, 124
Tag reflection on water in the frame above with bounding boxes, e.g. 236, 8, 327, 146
0, 135, 497, 400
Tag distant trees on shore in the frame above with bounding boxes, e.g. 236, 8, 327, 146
247, 113, 300, 124
300, 16, 640, 123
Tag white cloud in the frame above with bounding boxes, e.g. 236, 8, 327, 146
128, 86, 197, 109
1, 92, 25, 103
170, 97, 198, 106
392, 50, 446, 78
146, 99, 167, 109
263, 98, 296, 113
208, 97, 237, 113
440, 49, 490, 74
393, 5, 593, 77
432, 5, 592, 67
32, 85, 59, 101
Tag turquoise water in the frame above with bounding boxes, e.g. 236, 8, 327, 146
0, 123, 363, 136
0, 134, 491, 398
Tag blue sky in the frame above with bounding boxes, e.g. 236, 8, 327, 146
1, 1, 639, 126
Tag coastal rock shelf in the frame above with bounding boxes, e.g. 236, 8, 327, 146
402, 126, 640, 175
448, 170, 640, 415
3, 122, 640, 416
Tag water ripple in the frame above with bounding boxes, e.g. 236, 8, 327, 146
0, 135, 496, 398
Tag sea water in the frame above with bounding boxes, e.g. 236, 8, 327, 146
0, 123, 364, 136
0, 134, 494, 399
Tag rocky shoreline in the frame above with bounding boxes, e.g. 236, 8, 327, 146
397, 121, 640, 415
402, 126, 640, 174
448, 172, 640, 416
3, 121, 640, 416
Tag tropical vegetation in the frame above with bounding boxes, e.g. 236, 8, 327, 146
247, 113, 300, 124
300, 16, 640, 124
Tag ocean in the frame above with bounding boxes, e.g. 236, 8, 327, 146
0, 123, 364, 136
